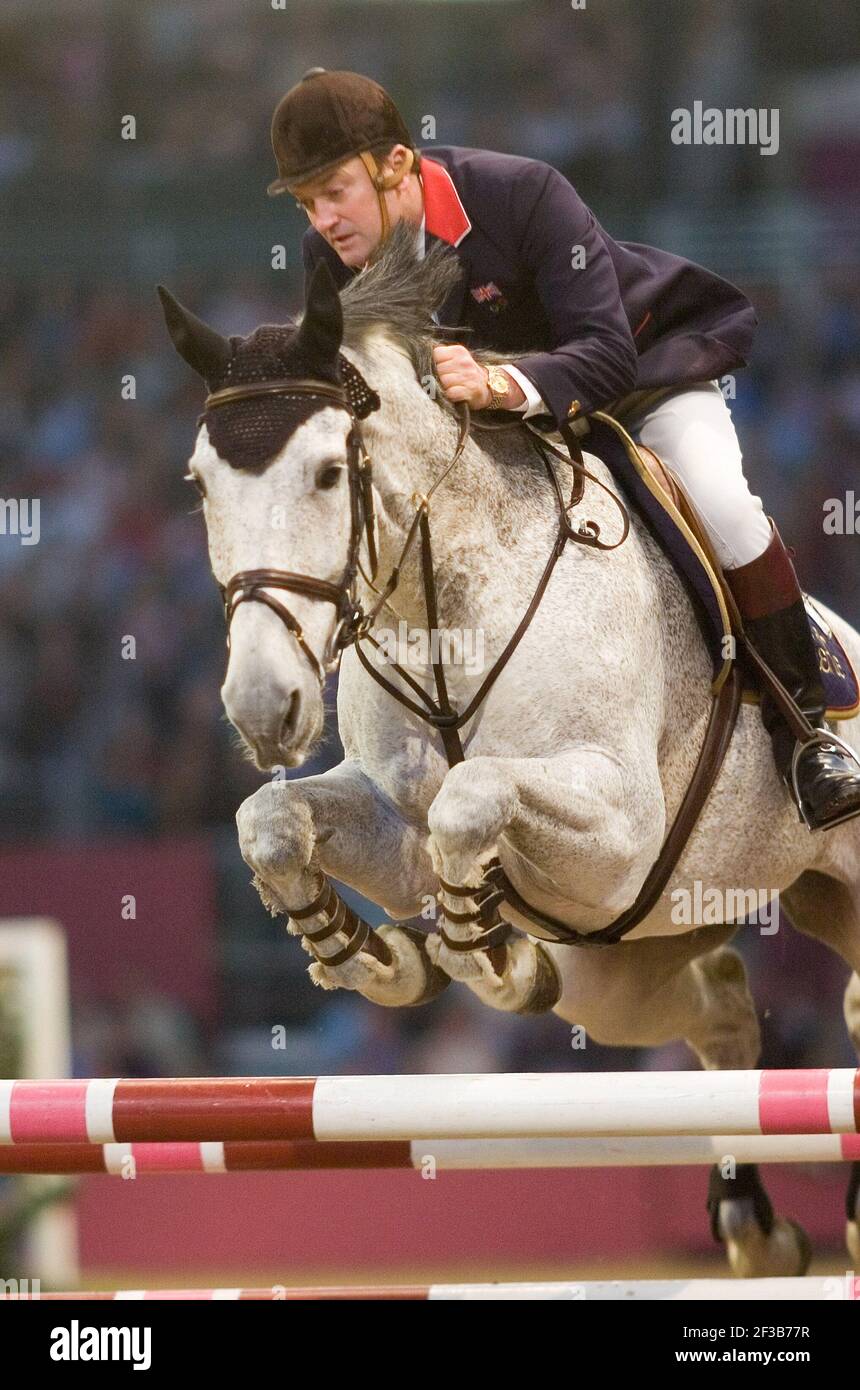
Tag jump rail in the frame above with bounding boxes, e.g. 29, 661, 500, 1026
2, 1132, 860, 1174
4, 1277, 858, 1301
1, 1070, 858, 1144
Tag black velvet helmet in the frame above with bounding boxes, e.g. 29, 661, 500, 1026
268, 68, 416, 196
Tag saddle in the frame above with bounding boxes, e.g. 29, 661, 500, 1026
551, 410, 859, 721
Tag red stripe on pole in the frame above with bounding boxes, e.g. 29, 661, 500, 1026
142, 1289, 218, 1300
9, 1081, 90, 1143
221, 1141, 412, 1171
855, 1071, 860, 1133
841, 1134, 860, 1160
111, 1078, 317, 1142
131, 1143, 207, 1173
758, 1069, 832, 1134
0, 1143, 107, 1174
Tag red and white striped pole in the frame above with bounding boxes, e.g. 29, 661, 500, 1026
1, 1132, 859, 1175
1, 1070, 858, 1145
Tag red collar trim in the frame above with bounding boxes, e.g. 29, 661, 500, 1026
420, 157, 472, 247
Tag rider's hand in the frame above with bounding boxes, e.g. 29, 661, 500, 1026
432, 345, 525, 411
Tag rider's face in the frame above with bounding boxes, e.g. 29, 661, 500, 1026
292, 156, 395, 268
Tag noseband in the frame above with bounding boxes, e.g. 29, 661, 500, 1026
208, 376, 378, 687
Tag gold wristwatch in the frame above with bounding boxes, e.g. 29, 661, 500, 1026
485, 366, 510, 410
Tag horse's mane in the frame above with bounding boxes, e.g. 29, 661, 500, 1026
339, 220, 508, 405
338, 220, 553, 502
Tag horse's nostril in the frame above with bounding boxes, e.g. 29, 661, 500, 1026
279, 689, 300, 743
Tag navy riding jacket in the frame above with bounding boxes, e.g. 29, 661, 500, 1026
301, 144, 757, 428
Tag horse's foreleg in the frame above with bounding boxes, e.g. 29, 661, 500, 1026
424, 748, 664, 1014
236, 761, 447, 1006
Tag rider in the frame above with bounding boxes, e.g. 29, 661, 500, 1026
266, 67, 860, 832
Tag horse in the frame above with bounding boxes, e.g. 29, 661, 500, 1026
160, 223, 860, 1277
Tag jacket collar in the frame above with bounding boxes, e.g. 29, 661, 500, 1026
419, 156, 472, 247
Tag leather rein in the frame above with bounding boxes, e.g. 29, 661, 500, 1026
207, 371, 741, 949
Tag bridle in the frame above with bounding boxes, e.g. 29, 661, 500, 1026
206, 367, 630, 767
211, 376, 378, 687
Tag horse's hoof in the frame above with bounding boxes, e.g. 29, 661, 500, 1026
725, 1216, 812, 1278
382, 925, 451, 1004
515, 943, 562, 1014
307, 922, 450, 1006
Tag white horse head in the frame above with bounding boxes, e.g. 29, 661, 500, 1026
159, 226, 467, 770
158, 269, 374, 768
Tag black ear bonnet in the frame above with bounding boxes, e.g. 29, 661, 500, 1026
198, 325, 380, 470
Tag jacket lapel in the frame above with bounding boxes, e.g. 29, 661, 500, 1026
426, 231, 470, 330
420, 156, 473, 333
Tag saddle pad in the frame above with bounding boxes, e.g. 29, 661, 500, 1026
797, 597, 859, 720
567, 413, 859, 721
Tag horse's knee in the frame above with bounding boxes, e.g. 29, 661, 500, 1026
428, 758, 517, 875
236, 784, 314, 881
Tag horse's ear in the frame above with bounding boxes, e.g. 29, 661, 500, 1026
294, 261, 343, 366
157, 285, 232, 381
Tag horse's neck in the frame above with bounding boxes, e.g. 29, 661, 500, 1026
357, 399, 516, 635
344, 347, 700, 733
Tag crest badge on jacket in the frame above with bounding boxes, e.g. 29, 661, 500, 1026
470, 281, 508, 313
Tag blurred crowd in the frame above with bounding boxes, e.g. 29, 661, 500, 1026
1, 0, 858, 1076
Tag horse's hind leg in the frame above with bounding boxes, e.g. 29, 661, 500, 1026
544, 924, 811, 1278
782, 861, 860, 1265
691, 943, 812, 1278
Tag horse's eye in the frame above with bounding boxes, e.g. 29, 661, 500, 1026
316, 463, 343, 491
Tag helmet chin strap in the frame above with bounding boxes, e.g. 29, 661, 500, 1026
357, 148, 415, 246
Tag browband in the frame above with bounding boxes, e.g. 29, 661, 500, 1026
204, 378, 350, 411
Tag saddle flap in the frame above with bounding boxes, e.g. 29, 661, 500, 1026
804, 596, 860, 719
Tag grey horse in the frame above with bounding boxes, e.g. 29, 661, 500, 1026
160, 227, 860, 1277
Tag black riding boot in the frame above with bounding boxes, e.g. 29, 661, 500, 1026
725, 525, 860, 831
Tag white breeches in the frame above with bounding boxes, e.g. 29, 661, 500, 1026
627, 380, 772, 570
